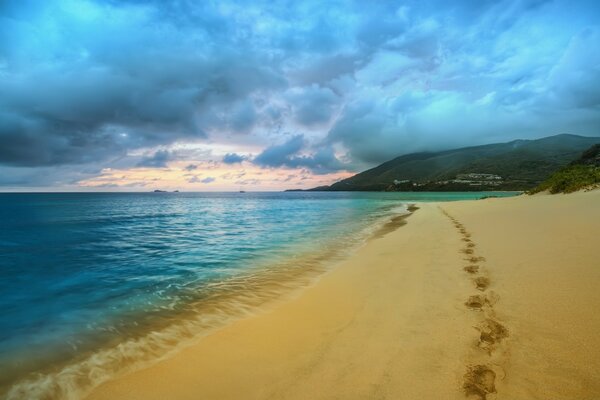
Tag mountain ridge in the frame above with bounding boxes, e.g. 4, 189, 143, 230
306, 134, 600, 191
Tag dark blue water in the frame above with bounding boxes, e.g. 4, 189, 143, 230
0, 191, 519, 399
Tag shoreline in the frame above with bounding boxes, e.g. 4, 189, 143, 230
9, 190, 600, 399
84, 190, 600, 400
86, 201, 474, 400
4, 203, 418, 400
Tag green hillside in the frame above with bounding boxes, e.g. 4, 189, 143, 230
314, 134, 600, 191
530, 144, 600, 194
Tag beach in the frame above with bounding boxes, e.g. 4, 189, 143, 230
85, 190, 600, 400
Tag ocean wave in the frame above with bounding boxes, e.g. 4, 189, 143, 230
4, 204, 410, 400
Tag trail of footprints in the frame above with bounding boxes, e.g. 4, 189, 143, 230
441, 209, 510, 400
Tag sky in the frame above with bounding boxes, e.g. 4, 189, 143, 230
0, 0, 599, 191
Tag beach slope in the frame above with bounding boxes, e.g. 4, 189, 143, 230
444, 190, 600, 399
86, 190, 600, 400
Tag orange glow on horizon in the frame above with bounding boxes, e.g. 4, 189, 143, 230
78, 161, 353, 191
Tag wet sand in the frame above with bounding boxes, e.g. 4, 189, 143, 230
86, 190, 600, 400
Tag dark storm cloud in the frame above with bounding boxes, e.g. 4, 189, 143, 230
1, 0, 600, 187
253, 135, 305, 167
253, 135, 345, 174
0, 0, 283, 168
321, 0, 600, 164
286, 85, 340, 127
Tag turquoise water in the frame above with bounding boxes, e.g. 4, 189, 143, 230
0, 191, 518, 398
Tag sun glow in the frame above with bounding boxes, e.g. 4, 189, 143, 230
79, 161, 353, 191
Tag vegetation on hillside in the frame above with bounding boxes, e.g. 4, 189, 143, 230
311, 134, 600, 192
530, 144, 600, 194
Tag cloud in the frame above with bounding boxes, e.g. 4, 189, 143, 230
294, 146, 347, 174
253, 134, 346, 174
253, 135, 305, 167
326, 90, 516, 164
186, 175, 216, 184
1, 0, 600, 188
229, 100, 257, 133
0, 0, 283, 168
222, 153, 246, 164
235, 178, 261, 186
0, 164, 102, 187
355, 51, 420, 86
286, 85, 340, 127
136, 150, 172, 168
287, 53, 365, 87
547, 27, 600, 109
220, 171, 246, 179
184, 164, 198, 171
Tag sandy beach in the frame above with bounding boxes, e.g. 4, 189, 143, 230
86, 190, 600, 400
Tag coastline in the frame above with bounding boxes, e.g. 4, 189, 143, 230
40, 190, 600, 399
86, 201, 473, 400
5, 201, 420, 400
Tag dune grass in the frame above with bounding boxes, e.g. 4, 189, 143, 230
531, 164, 600, 194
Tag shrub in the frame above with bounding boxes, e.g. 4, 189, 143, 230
530, 165, 600, 194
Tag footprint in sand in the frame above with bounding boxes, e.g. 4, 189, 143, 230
444, 211, 509, 399
463, 365, 497, 400
466, 256, 486, 263
465, 294, 488, 309
474, 276, 490, 291
477, 319, 509, 351
464, 265, 479, 274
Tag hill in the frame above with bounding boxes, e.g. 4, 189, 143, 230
310, 134, 600, 191
530, 144, 600, 194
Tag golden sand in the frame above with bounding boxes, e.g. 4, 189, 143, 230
86, 190, 600, 400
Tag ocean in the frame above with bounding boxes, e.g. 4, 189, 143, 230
0, 191, 518, 399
